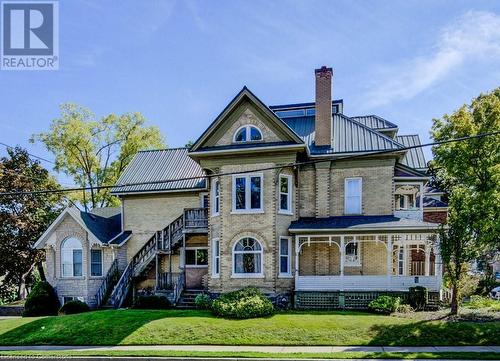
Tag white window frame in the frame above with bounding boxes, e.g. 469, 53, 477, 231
233, 125, 263, 143
394, 182, 423, 211
212, 238, 220, 278
278, 174, 293, 215
199, 192, 209, 209
212, 179, 220, 216
278, 236, 292, 277
185, 247, 209, 268
90, 249, 103, 277
344, 241, 361, 266
231, 173, 264, 214
61, 237, 83, 278
232, 237, 264, 278
344, 177, 362, 215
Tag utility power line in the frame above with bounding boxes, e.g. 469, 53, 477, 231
0, 131, 498, 197
0, 141, 56, 164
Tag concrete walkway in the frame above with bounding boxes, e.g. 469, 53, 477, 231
0, 345, 498, 353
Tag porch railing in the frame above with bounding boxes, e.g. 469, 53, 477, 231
157, 272, 182, 290
184, 208, 208, 228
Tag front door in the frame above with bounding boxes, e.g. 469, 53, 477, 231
184, 247, 208, 289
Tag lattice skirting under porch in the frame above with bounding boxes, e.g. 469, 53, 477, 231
294, 291, 440, 310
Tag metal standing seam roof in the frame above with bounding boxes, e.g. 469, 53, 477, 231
111, 148, 206, 195
71, 207, 122, 243
282, 114, 404, 154
396, 135, 427, 170
351, 115, 398, 130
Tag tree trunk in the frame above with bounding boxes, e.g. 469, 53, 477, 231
37, 262, 46, 282
17, 264, 34, 300
450, 283, 459, 315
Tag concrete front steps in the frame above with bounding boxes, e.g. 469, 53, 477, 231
176, 289, 204, 309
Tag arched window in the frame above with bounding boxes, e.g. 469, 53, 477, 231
233, 237, 263, 275
61, 237, 83, 277
233, 125, 263, 142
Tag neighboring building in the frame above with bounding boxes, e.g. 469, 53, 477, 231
35, 67, 447, 309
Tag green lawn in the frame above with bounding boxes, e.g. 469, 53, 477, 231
0, 309, 498, 346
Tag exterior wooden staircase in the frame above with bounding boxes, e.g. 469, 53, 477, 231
105, 208, 208, 308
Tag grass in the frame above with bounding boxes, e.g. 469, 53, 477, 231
0, 309, 499, 346
0, 351, 499, 360
464, 296, 500, 312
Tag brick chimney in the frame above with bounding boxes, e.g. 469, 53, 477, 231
315, 66, 333, 146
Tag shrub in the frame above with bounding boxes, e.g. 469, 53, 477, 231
368, 295, 401, 314
395, 303, 414, 313
211, 287, 274, 319
465, 295, 500, 312
23, 281, 60, 317
58, 300, 90, 315
408, 286, 428, 311
132, 295, 170, 309
194, 294, 212, 309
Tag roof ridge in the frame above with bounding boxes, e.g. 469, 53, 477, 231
137, 147, 189, 153
351, 114, 399, 129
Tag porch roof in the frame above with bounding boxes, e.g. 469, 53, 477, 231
289, 215, 439, 233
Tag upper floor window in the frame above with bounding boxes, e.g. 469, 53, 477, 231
185, 248, 208, 267
279, 174, 292, 214
233, 125, 263, 142
61, 237, 83, 277
344, 177, 362, 214
90, 249, 103, 277
212, 179, 220, 216
395, 184, 421, 210
233, 237, 263, 276
232, 173, 263, 213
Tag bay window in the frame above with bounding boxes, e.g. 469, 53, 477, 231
233, 237, 263, 276
232, 174, 263, 212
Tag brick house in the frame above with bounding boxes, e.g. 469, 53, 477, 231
35, 67, 448, 309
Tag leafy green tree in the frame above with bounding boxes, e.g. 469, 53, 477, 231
0, 147, 64, 302
431, 88, 500, 314
32, 104, 165, 210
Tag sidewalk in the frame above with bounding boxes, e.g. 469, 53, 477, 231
0, 345, 498, 353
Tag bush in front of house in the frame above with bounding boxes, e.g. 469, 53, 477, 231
194, 293, 212, 309
211, 287, 274, 319
23, 281, 60, 317
368, 295, 401, 314
132, 295, 171, 309
58, 300, 90, 315
408, 286, 428, 311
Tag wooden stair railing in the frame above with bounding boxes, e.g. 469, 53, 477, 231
95, 258, 119, 308
106, 207, 208, 308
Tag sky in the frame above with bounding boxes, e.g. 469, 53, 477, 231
1, 0, 500, 185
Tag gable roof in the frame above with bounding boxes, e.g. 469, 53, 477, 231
34, 207, 122, 249
396, 135, 427, 170
351, 115, 398, 130
282, 114, 404, 155
189, 87, 305, 152
111, 148, 206, 195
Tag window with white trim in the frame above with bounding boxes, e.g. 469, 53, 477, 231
345, 241, 360, 266
344, 177, 362, 214
395, 184, 421, 210
212, 179, 220, 216
232, 174, 263, 212
279, 175, 292, 214
90, 249, 103, 277
212, 239, 220, 277
279, 237, 291, 276
233, 125, 263, 142
398, 248, 405, 275
233, 237, 263, 276
185, 248, 208, 267
61, 237, 83, 277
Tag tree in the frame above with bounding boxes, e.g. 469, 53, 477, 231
0, 147, 64, 302
32, 103, 165, 210
431, 88, 500, 314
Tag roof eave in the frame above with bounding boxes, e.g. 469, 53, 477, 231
289, 225, 440, 233
189, 144, 306, 157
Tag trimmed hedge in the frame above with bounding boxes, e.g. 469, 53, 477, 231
132, 295, 171, 309
23, 281, 60, 317
368, 295, 401, 314
211, 287, 274, 319
59, 300, 90, 315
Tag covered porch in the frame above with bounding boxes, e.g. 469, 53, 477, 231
294, 233, 442, 292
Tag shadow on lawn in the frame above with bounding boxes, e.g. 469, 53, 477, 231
367, 318, 500, 346
0, 309, 213, 346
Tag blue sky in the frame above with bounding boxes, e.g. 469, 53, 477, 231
1, 0, 500, 185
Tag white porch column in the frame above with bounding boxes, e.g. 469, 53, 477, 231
295, 236, 300, 287
340, 236, 345, 291
403, 241, 408, 276
386, 235, 392, 290
425, 243, 431, 276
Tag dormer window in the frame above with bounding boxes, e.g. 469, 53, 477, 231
233, 125, 263, 142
